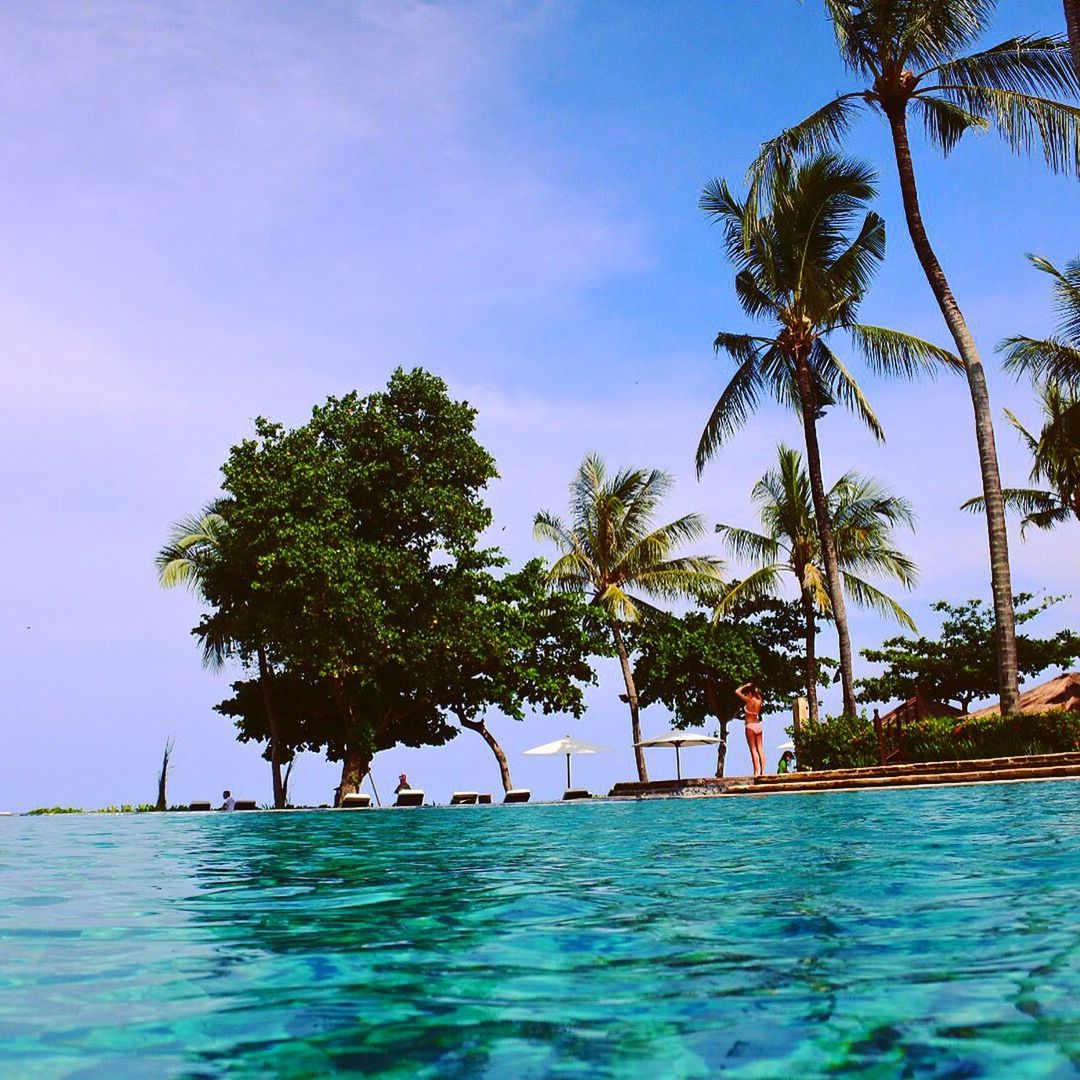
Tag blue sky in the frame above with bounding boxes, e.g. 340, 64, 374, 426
2, 0, 1078, 811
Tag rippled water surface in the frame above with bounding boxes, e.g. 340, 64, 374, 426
2, 783, 1079, 1078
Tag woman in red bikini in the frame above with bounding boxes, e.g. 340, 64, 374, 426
735, 681, 765, 777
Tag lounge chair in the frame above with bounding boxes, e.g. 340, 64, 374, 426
340, 793, 371, 809
477, 793, 492, 804
234, 800, 257, 810
562, 788, 592, 801
394, 789, 424, 807
504, 789, 531, 803
188, 801, 212, 811
450, 792, 479, 805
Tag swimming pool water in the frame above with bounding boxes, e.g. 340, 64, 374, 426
1, 783, 1078, 1078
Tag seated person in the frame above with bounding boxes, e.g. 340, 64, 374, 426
777, 751, 796, 775
220, 790, 236, 811
394, 773, 411, 794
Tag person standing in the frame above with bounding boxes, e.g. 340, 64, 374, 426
735, 682, 766, 777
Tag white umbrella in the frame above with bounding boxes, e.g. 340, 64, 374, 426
523, 735, 611, 788
635, 730, 725, 781
776, 740, 796, 751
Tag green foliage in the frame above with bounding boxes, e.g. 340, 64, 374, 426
534, 453, 725, 622
198, 368, 503, 771
94, 804, 157, 814
797, 711, 1080, 771
1001, 254, 1080, 391
26, 806, 82, 815
858, 593, 1080, 712
631, 598, 806, 727
698, 154, 958, 471
796, 712, 880, 771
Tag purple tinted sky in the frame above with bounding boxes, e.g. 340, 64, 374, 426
1, 1, 1078, 811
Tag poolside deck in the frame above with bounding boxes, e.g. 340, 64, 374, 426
608, 751, 1080, 798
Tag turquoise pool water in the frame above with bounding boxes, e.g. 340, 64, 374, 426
1, 783, 1078, 1078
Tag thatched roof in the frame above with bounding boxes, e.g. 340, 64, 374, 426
970, 672, 1080, 717
878, 690, 961, 725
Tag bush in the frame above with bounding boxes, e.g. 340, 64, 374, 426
795, 710, 1080, 770
26, 806, 83, 815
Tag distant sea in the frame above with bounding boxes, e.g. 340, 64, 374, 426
1, 784, 1078, 1078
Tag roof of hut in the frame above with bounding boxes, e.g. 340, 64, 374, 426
970, 672, 1080, 717
878, 690, 962, 725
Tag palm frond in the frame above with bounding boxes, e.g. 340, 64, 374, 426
911, 94, 988, 154
841, 573, 917, 630
696, 339, 770, 472
847, 324, 962, 378
714, 523, 784, 565
1000, 335, 1080, 389
813, 339, 885, 440
713, 566, 787, 618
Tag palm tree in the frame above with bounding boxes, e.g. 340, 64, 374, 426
748, 0, 1080, 715
698, 153, 955, 716
717, 445, 917, 724
963, 383, 1080, 533
156, 505, 288, 808
534, 454, 725, 781
1001, 255, 1080, 390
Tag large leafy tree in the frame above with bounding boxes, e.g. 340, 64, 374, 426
749, 0, 1080, 716
858, 593, 1080, 713
534, 454, 725, 782
630, 599, 805, 776
963, 383, 1080, 533
698, 153, 953, 716
443, 559, 608, 793
716, 444, 918, 723
200, 368, 499, 796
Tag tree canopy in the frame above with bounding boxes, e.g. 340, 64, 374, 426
858, 593, 1080, 713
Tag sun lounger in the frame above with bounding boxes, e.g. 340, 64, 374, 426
562, 788, 592, 801
234, 800, 257, 810
450, 792, 479, 804
188, 801, 212, 811
394, 789, 424, 807
504, 789, 531, 803
477, 793, 492, 804
340, 793, 371, 809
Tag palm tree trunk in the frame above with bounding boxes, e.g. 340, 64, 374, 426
794, 363, 858, 716
611, 622, 649, 781
1066, 0, 1080, 81
256, 645, 286, 808
886, 107, 1019, 715
800, 587, 820, 724
461, 716, 514, 792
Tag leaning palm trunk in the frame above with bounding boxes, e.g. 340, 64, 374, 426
461, 716, 514, 792
885, 108, 1019, 714
256, 645, 286, 808
1067, 0, 1080, 81
800, 588, 819, 725
612, 623, 649, 782
795, 363, 858, 716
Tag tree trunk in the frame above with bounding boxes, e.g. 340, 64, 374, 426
330, 675, 370, 797
338, 746, 370, 796
257, 645, 286, 808
611, 622, 648, 781
794, 362, 858, 716
155, 739, 172, 812
1066, 0, 1080, 82
461, 716, 514, 792
886, 107, 1018, 715
801, 587, 820, 724
704, 679, 729, 776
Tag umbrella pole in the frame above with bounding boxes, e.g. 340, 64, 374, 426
566, 754, 571, 789
676, 745, 682, 781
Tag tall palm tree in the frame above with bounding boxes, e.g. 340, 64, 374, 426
534, 453, 725, 781
698, 153, 955, 716
1001, 255, 1080, 390
747, 1, 1080, 716
963, 383, 1080, 533
716, 445, 918, 724
156, 505, 287, 808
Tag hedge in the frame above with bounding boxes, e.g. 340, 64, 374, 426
795, 710, 1080, 771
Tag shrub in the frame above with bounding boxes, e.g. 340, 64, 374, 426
794, 710, 1080, 770
26, 807, 83, 815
